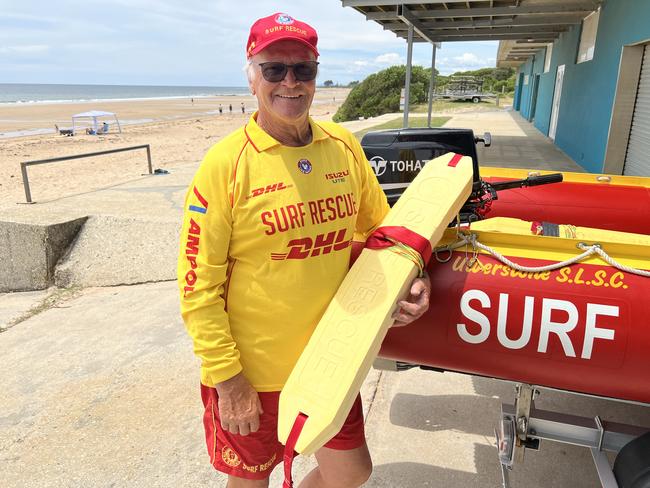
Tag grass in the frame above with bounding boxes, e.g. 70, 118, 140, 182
354, 116, 450, 140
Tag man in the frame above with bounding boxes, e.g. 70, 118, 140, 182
178, 13, 430, 488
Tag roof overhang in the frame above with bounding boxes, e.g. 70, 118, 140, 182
341, 0, 601, 67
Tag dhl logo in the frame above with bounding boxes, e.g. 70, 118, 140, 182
247, 182, 290, 199
271, 228, 351, 260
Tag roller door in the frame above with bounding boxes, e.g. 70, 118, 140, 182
624, 44, 650, 176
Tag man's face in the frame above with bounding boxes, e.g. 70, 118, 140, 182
249, 40, 317, 125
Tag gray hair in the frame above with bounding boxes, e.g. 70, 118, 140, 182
244, 60, 257, 84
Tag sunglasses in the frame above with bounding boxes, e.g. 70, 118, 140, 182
257, 61, 319, 83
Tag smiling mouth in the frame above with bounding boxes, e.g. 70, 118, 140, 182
276, 94, 302, 99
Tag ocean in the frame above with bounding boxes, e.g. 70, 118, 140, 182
0, 83, 250, 104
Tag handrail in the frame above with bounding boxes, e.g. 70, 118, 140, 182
20, 144, 153, 203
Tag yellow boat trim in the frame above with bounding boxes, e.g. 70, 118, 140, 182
438, 226, 650, 271
482, 167, 650, 188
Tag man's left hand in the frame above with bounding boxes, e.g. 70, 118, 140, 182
391, 274, 431, 327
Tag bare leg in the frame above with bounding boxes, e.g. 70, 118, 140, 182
298, 443, 372, 488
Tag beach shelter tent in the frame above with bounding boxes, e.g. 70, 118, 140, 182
71, 110, 122, 135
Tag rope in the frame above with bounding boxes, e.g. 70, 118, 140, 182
383, 236, 426, 277
578, 242, 650, 277
436, 232, 650, 277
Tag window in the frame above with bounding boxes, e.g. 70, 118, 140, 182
544, 44, 553, 73
577, 9, 600, 63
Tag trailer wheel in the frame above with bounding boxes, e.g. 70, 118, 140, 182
472, 96, 481, 103
614, 431, 650, 488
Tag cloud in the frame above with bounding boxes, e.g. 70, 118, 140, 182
1, 1, 499, 85
436, 51, 497, 75
454, 53, 481, 65
374, 52, 403, 64
0, 44, 50, 54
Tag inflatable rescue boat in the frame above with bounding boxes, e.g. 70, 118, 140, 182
364, 127, 650, 487
360, 127, 650, 405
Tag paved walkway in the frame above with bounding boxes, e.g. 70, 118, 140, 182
444, 110, 583, 172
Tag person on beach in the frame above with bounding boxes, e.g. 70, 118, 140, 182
219, 104, 223, 115
178, 12, 430, 488
241, 101, 245, 114
229, 103, 233, 113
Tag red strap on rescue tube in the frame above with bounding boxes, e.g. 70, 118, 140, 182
365, 226, 433, 266
283, 413, 308, 488
448, 153, 463, 167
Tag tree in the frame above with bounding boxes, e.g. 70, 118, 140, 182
333, 65, 431, 122
323, 80, 334, 87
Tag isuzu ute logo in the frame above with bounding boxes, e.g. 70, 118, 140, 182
369, 156, 388, 177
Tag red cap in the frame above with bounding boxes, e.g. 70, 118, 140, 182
246, 13, 319, 59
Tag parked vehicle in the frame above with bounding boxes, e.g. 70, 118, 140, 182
434, 75, 495, 103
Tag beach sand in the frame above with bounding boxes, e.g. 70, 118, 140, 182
0, 87, 349, 206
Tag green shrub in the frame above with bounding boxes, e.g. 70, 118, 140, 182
333, 65, 432, 122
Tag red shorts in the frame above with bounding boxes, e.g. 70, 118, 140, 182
200, 384, 366, 480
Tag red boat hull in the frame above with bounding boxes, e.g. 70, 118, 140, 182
380, 252, 650, 404
486, 178, 650, 235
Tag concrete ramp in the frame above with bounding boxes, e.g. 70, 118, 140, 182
55, 216, 180, 288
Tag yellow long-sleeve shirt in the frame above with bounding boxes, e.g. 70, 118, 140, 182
178, 113, 389, 391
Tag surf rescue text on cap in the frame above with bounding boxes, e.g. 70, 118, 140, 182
247, 13, 319, 59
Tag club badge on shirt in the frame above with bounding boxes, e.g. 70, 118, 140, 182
298, 159, 312, 174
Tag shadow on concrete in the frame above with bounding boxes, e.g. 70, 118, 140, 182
471, 375, 650, 427
381, 391, 612, 488
389, 392, 501, 437
369, 460, 497, 488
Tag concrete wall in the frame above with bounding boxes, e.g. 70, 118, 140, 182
514, 0, 650, 173
0, 218, 86, 292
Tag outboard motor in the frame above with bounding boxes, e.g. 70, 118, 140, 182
361, 128, 490, 206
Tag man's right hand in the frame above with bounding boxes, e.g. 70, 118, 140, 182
215, 372, 264, 436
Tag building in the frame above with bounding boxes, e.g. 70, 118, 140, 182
500, 0, 650, 175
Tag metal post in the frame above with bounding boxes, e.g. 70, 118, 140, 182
146, 145, 153, 174
427, 43, 437, 127
403, 24, 414, 128
20, 163, 33, 204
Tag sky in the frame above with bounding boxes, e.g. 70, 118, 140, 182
1, 0, 498, 87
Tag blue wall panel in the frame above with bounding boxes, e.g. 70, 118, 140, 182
514, 0, 650, 173
518, 58, 532, 120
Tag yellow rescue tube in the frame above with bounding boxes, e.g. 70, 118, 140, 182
278, 152, 474, 455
